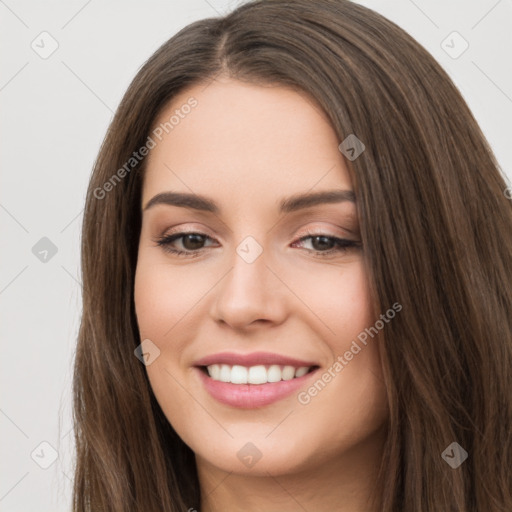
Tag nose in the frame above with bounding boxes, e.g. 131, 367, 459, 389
210, 241, 288, 330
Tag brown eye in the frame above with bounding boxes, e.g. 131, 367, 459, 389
292, 233, 361, 257
309, 235, 336, 251
180, 233, 207, 250
155, 232, 216, 257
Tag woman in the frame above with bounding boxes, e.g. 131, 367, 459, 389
72, 0, 512, 510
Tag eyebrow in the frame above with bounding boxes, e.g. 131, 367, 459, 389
142, 189, 356, 214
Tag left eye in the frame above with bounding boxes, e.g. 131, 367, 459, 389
155, 231, 361, 258
292, 234, 359, 254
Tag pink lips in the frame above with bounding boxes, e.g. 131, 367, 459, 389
194, 351, 317, 368
194, 351, 319, 409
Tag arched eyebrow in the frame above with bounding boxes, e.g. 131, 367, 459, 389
142, 189, 355, 214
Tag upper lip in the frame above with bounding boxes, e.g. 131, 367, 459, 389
194, 351, 318, 368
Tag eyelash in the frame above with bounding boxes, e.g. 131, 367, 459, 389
155, 229, 361, 258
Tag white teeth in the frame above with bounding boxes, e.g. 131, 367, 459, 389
206, 364, 312, 384
248, 365, 267, 384
295, 366, 309, 377
219, 364, 231, 382
231, 365, 248, 384
267, 364, 282, 383
282, 365, 295, 380
208, 364, 221, 380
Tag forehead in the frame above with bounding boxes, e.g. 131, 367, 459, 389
142, 78, 353, 207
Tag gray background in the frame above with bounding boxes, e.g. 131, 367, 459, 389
1, 0, 511, 510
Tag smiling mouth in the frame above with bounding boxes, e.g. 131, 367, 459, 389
199, 364, 319, 385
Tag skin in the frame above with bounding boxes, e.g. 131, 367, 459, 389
134, 76, 389, 512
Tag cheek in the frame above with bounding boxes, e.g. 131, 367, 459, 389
324, 263, 384, 390
293, 258, 374, 345
133, 256, 206, 340
133, 259, 201, 437
134, 250, 373, 354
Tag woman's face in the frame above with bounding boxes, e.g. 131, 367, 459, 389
134, 77, 388, 478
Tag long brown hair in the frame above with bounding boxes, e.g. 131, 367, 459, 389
73, 0, 512, 510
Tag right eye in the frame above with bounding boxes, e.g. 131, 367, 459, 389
155, 231, 218, 257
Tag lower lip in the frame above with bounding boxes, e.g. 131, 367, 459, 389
196, 367, 318, 408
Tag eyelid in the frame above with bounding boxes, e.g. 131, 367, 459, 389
159, 224, 354, 243
159, 224, 218, 239
295, 225, 354, 239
